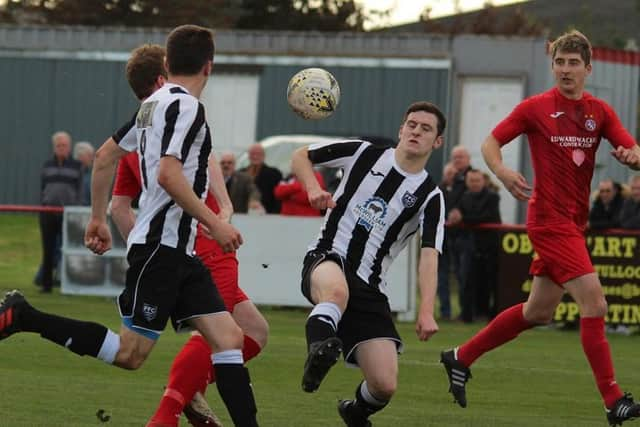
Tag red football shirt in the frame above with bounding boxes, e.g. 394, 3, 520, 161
111, 152, 227, 257
492, 87, 636, 228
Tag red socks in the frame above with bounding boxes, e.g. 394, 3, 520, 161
457, 303, 533, 367
149, 334, 263, 425
580, 317, 623, 408
149, 335, 211, 425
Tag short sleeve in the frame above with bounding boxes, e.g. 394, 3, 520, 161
492, 99, 532, 146
112, 111, 138, 153
601, 101, 636, 149
307, 140, 367, 169
421, 189, 445, 252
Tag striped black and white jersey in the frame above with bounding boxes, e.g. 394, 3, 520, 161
308, 139, 445, 296
115, 83, 211, 255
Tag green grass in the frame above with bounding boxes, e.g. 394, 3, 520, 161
0, 213, 638, 426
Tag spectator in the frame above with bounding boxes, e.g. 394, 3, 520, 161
437, 162, 457, 320
39, 130, 82, 293
73, 141, 95, 206
447, 145, 473, 319
219, 151, 263, 214
620, 175, 640, 229
589, 178, 625, 229
274, 171, 325, 216
450, 169, 502, 322
242, 143, 283, 213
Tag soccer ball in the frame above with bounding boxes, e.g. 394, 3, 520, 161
286, 68, 340, 120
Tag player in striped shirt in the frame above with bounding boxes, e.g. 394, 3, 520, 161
293, 101, 446, 426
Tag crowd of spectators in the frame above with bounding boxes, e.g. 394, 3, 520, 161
438, 145, 502, 324
589, 176, 640, 230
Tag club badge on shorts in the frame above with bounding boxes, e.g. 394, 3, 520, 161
143, 303, 158, 322
572, 149, 585, 167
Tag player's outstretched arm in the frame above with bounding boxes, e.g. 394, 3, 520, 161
611, 145, 640, 171
158, 156, 242, 253
291, 146, 335, 210
416, 247, 439, 341
85, 138, 127, 255
482, 135, 531, 201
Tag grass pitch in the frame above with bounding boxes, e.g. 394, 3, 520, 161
0, 213, 637, 426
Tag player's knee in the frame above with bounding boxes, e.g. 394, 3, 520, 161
585, 298, 608, 318
217, 323, 244, 351
251, 319, 269, 349
114, 348, 148, 370
326, 284, 349, 307
368, 377, 397, 401
524, 307, 555, 325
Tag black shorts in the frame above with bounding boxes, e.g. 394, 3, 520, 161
118, 244, 227, 338
301, 250, 402, 367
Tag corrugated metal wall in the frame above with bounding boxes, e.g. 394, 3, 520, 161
1, 25, 638, 211
589, 58, 640, 188
0, 56, 137, 204
257, 65, 449, 139
257, 65, 449, 181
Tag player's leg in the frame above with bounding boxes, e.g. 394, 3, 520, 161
441, 275, 564, 408
233, 298, 269, 362
301, 251, 349, 393
0, 288, 160, 370
192, 313, 258, 427
169, 299, 267, 427
175, 256, 257, 427
339, 340, 397, 426
564, 273, 640, 424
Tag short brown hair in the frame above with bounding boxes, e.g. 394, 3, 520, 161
166, 25, 215, 75
403, 101, 447, 136
550, 30, 592, 65
126, 44, 166, 100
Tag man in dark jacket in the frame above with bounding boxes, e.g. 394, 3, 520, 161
220, 151, 263, 214
589, 179, 624, 229
39, 131, 82, 293
449, 168, 501, 322
241, 143, 283, 214
446, 145, 473, 319
620, 175, 640, 229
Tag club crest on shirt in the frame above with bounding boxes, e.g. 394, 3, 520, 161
142, 303, 158, 322
585, 118, 597, 131
402, 191, 418, 208
354, 196, 388, 232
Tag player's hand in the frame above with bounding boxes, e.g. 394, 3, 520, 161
611, 146, 640, 170
497, 167, 532, 201
84, 218, 112, 255
416, 312, 438, 341
447, 208, 463, 225
203, 220, 243, 253
308, 188, 336, 210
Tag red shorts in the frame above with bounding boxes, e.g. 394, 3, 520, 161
528, 223, 595, 286
198, 250, 248, 312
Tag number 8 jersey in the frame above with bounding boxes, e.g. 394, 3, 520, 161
114, 83, 211, 255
